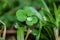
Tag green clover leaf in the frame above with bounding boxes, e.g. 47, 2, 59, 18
32, 16, 38, 24
26, 17, 33, 26
24, 7, 35, 16
26, 20, 33, 26
16, 9, 27, 22
26, 16, 38, 26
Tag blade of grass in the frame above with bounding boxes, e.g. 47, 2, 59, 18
40, 0, 55, 24
41, 33, 49, 40
36, 21, 43, 40
53, 3, 59, 27
36, 30, 40, 40
40, 0, 50, 13
44, 26, 52, 40
17, 27, 24, 40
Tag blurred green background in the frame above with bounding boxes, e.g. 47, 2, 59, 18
0, 0, 60, 40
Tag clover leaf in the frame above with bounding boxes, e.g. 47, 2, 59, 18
26, 16, 38, 26
32, 16, 38, 24
26, 20, 33, 26
16, 9, 27, 22
24, 7, 35, 16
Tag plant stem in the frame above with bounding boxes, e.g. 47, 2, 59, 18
54, 27, 59, 40
0, 20, 6, 39
25, 28, 32, 40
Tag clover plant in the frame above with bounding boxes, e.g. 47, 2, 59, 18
16, 7, 38, 26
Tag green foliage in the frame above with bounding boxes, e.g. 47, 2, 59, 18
17, 27, 24, 40
53, 3, 60, 27
16, 9, 27, 22
0, 0, 60, 40
16, 7, 38, 26
24, 7, 35, 16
